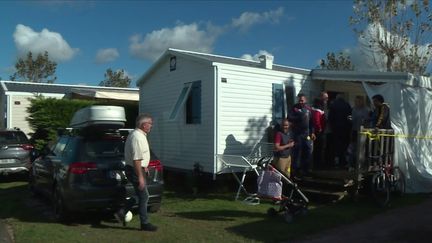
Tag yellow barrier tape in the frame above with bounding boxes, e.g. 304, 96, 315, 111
360, 131, 432, 140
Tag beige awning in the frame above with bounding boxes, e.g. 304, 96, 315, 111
70, 88, 139, 101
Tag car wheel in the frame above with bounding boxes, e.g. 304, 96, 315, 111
53, 185, 69, 222
148, 204, 161, 213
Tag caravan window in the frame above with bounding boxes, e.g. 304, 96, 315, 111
169, 82, 193, 120
272, 83, 285, 125
285, 86, 295, 110
169, 80, 202, 124
186, 81, 201, 124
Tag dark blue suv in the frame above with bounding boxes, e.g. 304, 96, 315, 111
29, 128, 163, 221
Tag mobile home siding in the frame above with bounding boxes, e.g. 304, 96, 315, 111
139, 56, 215, 173
0, 94, 5, 129
2, 93, 64, 136
10, 95, 33, 135
215, 63, 309, 172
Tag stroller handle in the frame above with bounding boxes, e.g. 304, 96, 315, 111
257, 156, 273, 168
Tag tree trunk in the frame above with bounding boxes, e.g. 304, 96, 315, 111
386, 53, 394, 72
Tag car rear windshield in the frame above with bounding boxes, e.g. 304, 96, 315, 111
0, 131, 29, 145
81, 136, 125, 160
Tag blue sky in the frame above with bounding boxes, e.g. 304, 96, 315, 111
0, 1, 357, 86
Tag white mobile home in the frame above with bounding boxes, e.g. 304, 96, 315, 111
0, 81, 139, 136
137, 49, 432, 192
137, 49, 315, 175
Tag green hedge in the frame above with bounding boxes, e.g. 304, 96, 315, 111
26, 96, 95, 149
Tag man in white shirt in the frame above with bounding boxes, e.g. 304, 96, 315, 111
116, 113, 157, 231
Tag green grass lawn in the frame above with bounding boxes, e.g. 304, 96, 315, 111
0, 178, 428, 243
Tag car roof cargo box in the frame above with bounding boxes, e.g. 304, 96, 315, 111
70, 105, 126, 129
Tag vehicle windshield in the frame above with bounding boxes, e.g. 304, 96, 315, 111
0, 131, 29, 145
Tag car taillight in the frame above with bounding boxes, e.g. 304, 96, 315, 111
69, 162, 97, 174
148, 160, 163, 172
21, 144, 34, 150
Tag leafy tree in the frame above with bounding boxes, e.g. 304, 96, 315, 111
99, 68, 131, 87
11, 51, 57, 83
320, 52, 355, 70
350, 0, 432, 75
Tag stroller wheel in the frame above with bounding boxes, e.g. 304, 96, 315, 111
283, 211, 293, 223
267, 208, 277, 217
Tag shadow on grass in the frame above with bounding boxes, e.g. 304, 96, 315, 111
163, 191, 236, 201
0, 183, 134, 228
181, 194, 431, 243
175, 209, 265, 222
0, 174, 126, 226
176, 207, 301, 242
0, 172, 29, 183
0, 183, 49, 223
226, 218, 294, 243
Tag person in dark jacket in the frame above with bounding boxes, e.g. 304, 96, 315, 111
288, 93, 315, 177
328, 94, 352, 168
371, 94, 391, 129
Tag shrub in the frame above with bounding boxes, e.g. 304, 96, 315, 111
26, 96, 95, 150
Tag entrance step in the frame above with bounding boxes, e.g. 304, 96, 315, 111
293, 170, 358, 203
299, 186, 348, 203
309, 169, 356, 180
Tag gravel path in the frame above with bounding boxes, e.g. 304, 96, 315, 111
0, 219, 13, 243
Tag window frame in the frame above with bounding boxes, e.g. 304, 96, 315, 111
186, 81, 201, 124
168, 82, 193, 121
272, 83, 286, 125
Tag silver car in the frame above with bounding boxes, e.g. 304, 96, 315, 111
0, 129, 34, 175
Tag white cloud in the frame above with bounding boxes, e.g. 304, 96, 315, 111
95, 48, 119, 64
241, 50, 274, 61
13, 24, 78, 62
129, 23, 217, 61
129, 7, 284, 61
231, 7, 284, 31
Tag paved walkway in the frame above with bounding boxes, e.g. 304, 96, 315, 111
0, 219, 13, 243
297, 196, 432, 243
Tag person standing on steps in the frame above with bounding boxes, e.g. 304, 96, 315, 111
288, 93, 315, 177
273, 118, 295, 178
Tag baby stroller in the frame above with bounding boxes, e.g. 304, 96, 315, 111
255, 156, 309, 223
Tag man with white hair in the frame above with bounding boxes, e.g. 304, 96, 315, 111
115, 113, 157, 231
